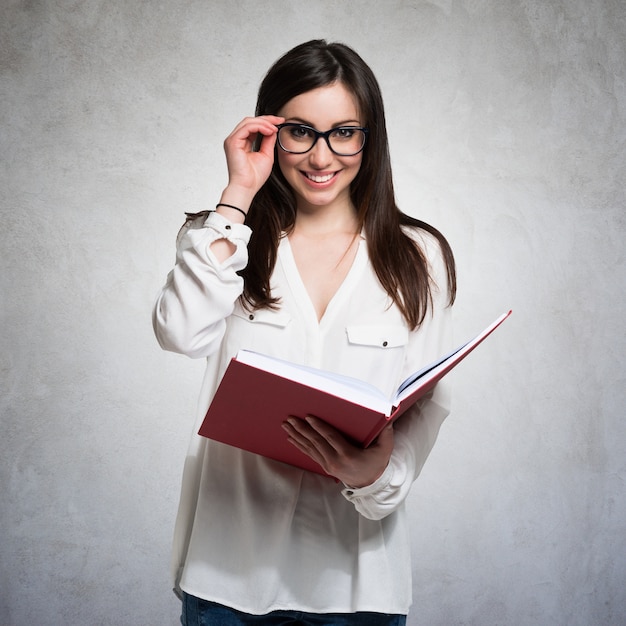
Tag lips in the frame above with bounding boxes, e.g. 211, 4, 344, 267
303, 171, 337, 184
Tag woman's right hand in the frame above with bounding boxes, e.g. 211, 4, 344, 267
221, 115, 284, 209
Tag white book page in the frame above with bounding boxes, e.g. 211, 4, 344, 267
394, 310, 512, 404
236, 350, 392, 414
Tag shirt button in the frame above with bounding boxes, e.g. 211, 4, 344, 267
382, 341, 388, 347
225, 224, 231, 230
345, 490, 354, 496
249, 314, 254, 320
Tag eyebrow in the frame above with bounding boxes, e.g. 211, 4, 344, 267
285, 117, 362, 128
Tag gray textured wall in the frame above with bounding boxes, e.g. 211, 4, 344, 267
1, 1, 624, 625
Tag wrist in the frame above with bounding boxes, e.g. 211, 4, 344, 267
344, 465, 386, 490
216, 203, 247, 220
219, 184, 256, 212
343, 461, 392, 494
215, 187, 254, 223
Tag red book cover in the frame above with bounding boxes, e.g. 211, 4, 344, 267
198, 311, 511, 475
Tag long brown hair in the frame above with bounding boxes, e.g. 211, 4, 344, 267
241, 40, 456, 329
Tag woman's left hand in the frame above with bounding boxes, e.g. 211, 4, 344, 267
282, 416, 394, 488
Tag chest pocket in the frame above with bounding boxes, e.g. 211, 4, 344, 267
346, 325, 409, 349
225, 305, 292, 357
344, 325, 409, 395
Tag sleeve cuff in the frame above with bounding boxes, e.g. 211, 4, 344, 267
203, 210, 252, 245
179, 210, 251, 273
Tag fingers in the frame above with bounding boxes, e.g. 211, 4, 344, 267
225, 115, 284, 150
282, 416, 355, 473
222, 115, 285, 195
282, 416, 335, 462
254, 128, 278, 161
282, 416, 395, 486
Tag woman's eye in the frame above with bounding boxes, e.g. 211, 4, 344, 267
332, 128, 355, 140
290, 126, 312, 139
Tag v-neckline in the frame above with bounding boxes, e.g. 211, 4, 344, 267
279, 234, 367, 327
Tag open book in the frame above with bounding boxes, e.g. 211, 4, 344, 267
199, 310, 511, 474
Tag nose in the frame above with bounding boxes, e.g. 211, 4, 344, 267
308, 137, 334, 168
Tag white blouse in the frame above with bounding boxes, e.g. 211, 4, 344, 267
153, 211, 453, 615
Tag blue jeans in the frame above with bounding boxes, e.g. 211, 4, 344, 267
181, 592, 407, 625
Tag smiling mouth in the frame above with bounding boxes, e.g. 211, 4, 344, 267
304, 172, 336, 183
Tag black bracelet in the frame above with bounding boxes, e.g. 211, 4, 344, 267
216, 203, 247, 218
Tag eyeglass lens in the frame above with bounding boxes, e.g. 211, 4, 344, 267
278, 125, 366, 156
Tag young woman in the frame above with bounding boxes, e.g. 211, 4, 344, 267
153, 39, 456, 625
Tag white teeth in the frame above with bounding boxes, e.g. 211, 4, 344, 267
306, 172, 334, 183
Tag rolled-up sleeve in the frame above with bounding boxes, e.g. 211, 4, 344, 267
341, 383, 450, 520
152, 211, 251, 358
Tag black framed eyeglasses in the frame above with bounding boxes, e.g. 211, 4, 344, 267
276, 123, 368, 157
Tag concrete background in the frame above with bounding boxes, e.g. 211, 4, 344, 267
1, 1, 624, 624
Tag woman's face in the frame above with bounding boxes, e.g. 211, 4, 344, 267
276, 82, 363, 214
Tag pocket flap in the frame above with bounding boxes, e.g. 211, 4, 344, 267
232, 307, 292, 328
346, 325, 409, 348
